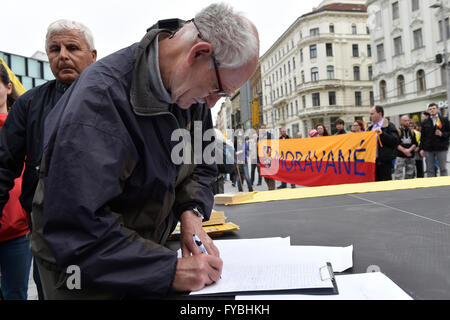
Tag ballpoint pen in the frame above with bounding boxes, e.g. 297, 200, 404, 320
193, 233, 209, 255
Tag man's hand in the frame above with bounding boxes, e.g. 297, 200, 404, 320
435, 129, 443, 137
179, 210, 220, 258
420, 150, 425, 158
172, 254, 223, 292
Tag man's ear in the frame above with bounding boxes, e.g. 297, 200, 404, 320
187, 42, 213, 66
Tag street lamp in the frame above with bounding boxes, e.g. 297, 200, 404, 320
264, 80, 275, 129
431, 1, 450, 111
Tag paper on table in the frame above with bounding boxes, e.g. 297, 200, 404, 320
235, 272, 413, 300
288, 245, 353, 272
190, 259, 333, 296
177, 236, 291, 258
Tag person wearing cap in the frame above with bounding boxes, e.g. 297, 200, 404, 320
0, 19, 97, 300
30, 3, 259, 299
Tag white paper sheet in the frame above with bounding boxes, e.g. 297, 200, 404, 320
235, 272, 413, 300
190, 259, 333, 296
287, 245, 353, 272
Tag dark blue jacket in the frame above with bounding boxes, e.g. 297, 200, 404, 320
30, 29, 217, 298
0, 80, 69, 217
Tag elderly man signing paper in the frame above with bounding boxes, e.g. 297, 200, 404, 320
30, 3, 259, 299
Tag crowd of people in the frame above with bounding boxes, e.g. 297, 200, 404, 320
224, 104, 450, 194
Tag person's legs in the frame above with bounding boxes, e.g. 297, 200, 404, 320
243, 164, 253, 191
424, 151, 437, 177
0, 235, 32, 300
436, 150, 448, 176
393, 157, 405, 180
404, 158, 416, 179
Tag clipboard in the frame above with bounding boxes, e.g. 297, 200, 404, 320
189, 262, 339, 297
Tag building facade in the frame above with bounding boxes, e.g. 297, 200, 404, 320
260, 1, 373, 137
366, 0, 449, 126
0, 51, 54, 90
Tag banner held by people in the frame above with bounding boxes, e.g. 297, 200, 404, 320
258, 131, 377, 187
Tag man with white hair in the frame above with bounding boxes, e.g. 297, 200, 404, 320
0, 19, 97, 299
30, 3, 259, 299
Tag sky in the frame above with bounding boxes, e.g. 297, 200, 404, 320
1, 0, 324, 123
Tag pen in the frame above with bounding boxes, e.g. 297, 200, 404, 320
193, 234, 208, 254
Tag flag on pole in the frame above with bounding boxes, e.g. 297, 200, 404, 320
0, 57, 26, 96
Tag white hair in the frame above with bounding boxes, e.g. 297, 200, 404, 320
184, 3, 259, 69
45, 19, 95, 51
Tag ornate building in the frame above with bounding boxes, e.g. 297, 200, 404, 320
261, 1, 372, 137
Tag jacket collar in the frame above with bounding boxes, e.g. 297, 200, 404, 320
55, 80, 70, 93
130, 28, 173, 116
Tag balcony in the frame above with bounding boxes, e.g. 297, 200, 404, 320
296, 79, 343, 92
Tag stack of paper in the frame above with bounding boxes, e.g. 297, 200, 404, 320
168, 210, 240, 240
188, 237, 354, 296
214, 192, 255, 205
235, 272, 413, 300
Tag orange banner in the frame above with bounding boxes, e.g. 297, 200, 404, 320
258, 131, 377, 186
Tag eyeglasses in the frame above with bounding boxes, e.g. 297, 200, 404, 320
189, 19, 230, 98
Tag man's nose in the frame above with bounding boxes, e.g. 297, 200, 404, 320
59, 46, 70, 59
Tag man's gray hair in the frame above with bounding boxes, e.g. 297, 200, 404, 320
45, 19, 95, 51
185, 3, 259, 68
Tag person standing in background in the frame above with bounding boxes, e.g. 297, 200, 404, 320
0, 64, 32, 300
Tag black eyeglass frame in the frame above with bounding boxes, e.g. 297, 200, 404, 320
188, 19, 230, 98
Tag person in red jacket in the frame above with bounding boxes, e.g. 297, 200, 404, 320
0, 64, 32, 300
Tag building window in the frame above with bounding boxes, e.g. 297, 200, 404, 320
301, 70, 305, 83
300, 49, 304, 62
352, 24, 357, 35
355, 91, 362, 106
417, 69, 426, 93
367, 44, 372, 57
310, 44, 317, 59
412, 0, 419, 11
377, 43, 385, 62
438, 18, 450, 41
302, 95, 306, 108
370, 91, 374, 105
295, 100, 299, 114
310, 28, 320, 37
326, 43, 333, 56
394, 36, 403, 55
328, 91, 336, 105
376, 11, 382, 28
379, 80, 387, 101
352, 44, 359, 57
368, 66, 373, 80
312, 93, 321, 107
21, 76, 33, 90
10, 55, 26, 76
413, 29, 423, 49
397, 75, 405, 96
327, 65, 335, 80
311, 67, 319, 82
353, 66, 360, 81
392, 1, 399, 20
329, 24, 335, 33
27, 59, 42, 78
292, 57, 296, 69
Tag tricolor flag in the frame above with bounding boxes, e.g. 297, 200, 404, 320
0, 57, 26, 96
258, 131, 377, 187
436, 116, 442, 129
